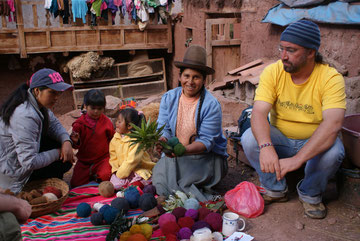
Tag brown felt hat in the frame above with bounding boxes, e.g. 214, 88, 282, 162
174, 45, 215, 75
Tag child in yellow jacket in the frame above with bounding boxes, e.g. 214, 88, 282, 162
109, 108, 155, 190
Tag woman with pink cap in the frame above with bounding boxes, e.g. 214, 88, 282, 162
0, 68, 75, 194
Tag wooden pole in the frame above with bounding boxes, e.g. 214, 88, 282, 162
15, 0, 27, 58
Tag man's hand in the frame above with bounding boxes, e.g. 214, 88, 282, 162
259, 146, 281, 180
279, 157, 303, 180
60, 141, 75, 164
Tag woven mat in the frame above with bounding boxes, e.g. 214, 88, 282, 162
21, 182, 143, 241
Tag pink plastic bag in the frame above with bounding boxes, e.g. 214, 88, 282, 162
224, 181, 264, 218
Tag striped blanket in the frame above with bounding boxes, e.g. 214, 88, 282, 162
21, 183, 143, 241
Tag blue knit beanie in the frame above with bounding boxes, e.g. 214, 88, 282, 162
280, 20, 320, 51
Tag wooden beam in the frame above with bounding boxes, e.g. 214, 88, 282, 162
15, 0, 27, 58
1, 16, 6, 28
167, 20, 173, 53
205, 19, 213, 84
228, 59, 263, 75
32, 4, 38, 28
46, 30, 51, 47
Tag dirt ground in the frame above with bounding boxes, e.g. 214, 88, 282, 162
214, 158, 360, 241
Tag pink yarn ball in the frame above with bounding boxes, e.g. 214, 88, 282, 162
198, 207, 212, 220
158, 213, 177, 229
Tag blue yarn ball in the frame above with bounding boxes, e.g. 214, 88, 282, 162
90, 212, 104, 225
139, 193, 157, 211
103, 206, 120, 224
184, 198, 200, 210
111, 197, 130, 214
76, 202, 92, 217
99, 204, 111, 214
124, 186, 140, 209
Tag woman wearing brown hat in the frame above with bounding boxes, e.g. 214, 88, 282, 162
152, 45, 228, 202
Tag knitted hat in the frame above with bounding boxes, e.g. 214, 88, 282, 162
280, 20, 320, 51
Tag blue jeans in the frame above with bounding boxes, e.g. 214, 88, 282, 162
241, 126, 344, 204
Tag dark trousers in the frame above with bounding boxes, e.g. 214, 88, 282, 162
29, 136, 72, 182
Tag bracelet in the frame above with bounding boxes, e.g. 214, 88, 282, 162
259, 142, 273, 150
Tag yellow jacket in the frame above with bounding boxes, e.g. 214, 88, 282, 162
109, 133, 155, 180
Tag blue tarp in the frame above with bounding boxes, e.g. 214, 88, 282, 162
262, 1, 360, 26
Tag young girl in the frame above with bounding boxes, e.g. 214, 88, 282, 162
109, 108, 155, 190
70, 89, 115, 188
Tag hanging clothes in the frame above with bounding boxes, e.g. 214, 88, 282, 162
113, 0, 122, 6
44, 0, 52, 9
6, 0, 15, 22
50, 0, 59, 18
72, 0, 88, 23
91, 0, 102, 17
126, 0, 133, 19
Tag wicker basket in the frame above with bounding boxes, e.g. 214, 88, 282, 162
22, 178, 69, 218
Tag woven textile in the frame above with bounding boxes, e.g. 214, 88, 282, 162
21, 183, 142, 241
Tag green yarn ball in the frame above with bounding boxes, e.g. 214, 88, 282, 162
174, 143, 186, 156
167, 137, 180, 147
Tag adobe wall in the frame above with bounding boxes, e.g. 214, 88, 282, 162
172, 0, 360, 114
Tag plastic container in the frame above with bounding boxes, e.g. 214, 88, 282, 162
341, 114, 360, 168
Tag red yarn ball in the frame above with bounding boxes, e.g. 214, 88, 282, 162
158, 213, 177, 229
165, 233, 177, 241
161, 221, 180, 236
177, 216, 195, 229
171, 207, 186, 220
43, 186, 62, 198
204, 212, 223, 232
198, 207, 212, 220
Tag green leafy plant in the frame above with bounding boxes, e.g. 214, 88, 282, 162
125, 118, 165, 153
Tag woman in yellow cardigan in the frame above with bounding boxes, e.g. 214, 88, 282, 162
109, 108, 155, 189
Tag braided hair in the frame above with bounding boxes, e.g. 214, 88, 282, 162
179, 68, 206, 143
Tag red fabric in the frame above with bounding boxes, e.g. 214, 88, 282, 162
70, 114, 115, 188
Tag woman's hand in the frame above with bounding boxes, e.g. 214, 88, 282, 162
155, 136, 167, 154
13, 198, 32, 223
60, 141, 75, 164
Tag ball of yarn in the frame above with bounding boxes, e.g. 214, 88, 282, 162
130, 224, 142, 234
204, 212, 222, 232
177, 227, 192, 240
184, 198, 200, 210
139, 193, 157, 211
99, 204, 111, 214
178, 216, 195, 229
143, 184, 157, 196
184, 209, 198, 220
198, 207, 212, 220
127, 233, 147, 241
124, 186, 140, 209
161, 221, 180, 236
76, 202, 92, 217
172, 207, 186, 220
140, 223, 153, 239
43, 186, 62, 198
191, 220, 211, 232
158, 213, 177, 229
98, 181, 115, 198
103, 206, 120, 224
43, 192, 58, 201
165, 233, 177, 241
90, 212, 104, 225
119, 231, 132, 241
111, 197, 130, 214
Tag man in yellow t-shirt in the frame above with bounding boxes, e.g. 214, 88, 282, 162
241, 20, 346, 219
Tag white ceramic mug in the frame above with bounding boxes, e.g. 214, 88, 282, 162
222, 212, 246, 236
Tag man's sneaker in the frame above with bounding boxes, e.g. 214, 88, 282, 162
262, 193, 288, 204
299, 198, 327, 219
